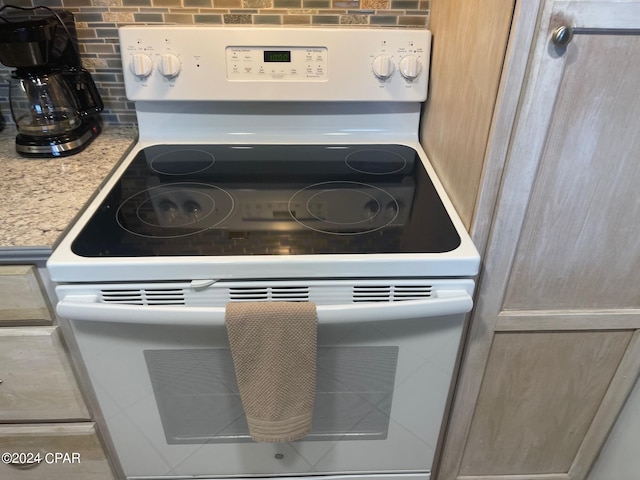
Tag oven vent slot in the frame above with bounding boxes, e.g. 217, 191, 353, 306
352, 285, 433, 302
229, 286, 310, 302
100, 289, 186, 306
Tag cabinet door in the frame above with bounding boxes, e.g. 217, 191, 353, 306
502, 9, 640, 311
0, 266, 54, 326
436, 2, 640, 480
460, 331, 633, 476
0, 327, 90, 422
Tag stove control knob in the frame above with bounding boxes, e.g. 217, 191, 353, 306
399, 55, 422, 81
372, 55, 394, 80
160, 53, 181, 79
131, 53, 153, 78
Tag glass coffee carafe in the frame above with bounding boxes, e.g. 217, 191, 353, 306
10, 71, 84, 137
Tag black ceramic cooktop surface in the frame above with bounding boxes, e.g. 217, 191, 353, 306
71, 144, 461, 257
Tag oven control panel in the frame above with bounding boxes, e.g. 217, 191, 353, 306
119, 26, 431, 102
226, 47, 328, 82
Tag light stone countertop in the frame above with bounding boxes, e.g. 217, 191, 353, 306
0, 125, 137, 249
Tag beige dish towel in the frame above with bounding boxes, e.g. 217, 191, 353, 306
225, 301, 317, 443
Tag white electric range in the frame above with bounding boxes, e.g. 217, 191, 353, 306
48, 26, 479, 480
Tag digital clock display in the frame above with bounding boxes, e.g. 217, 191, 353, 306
264, 50, 291, 63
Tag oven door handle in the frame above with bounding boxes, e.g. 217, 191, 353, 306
56, 290, 473, 325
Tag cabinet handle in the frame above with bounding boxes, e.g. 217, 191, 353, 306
552, 25, 640, 48
552, 25, 573, 47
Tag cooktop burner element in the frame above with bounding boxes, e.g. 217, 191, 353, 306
116, 182, 234, 238
288, 181, 399, 235
345, 149, 408, 175
150, 149, 216, 175
70, 144, 461, 257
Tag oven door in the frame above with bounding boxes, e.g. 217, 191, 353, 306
57, 279, 473, 480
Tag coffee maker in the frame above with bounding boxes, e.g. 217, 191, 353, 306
0, 6, 103, 157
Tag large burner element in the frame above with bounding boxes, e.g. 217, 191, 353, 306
289, 181, 400, 235
117, 182, 234, 238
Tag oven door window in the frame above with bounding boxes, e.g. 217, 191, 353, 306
145, 346, 398, 444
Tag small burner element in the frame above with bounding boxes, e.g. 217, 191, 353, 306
345, 149, 408, 175
288, 181, 399, 235
116, 182, 234, 238
150, 149, 215, 175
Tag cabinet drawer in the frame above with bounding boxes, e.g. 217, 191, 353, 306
0, 327, 90, 422
0, 423, 114, 480
0, 266, 54, 326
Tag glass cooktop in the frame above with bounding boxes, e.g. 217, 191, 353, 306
71, 144, 461, 257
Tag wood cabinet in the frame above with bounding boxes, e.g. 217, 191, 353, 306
458, 331, 638, 477
0, 327, 89, 422
424, 1, 640, 479
0, 265, 115, 480
0, 265, 54, 326
420, 0, 514, 230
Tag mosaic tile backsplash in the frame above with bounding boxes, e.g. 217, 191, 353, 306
0, 0, 429, 128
